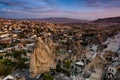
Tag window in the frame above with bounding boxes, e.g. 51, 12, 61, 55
109, 69, 111, 71
75, 67, 77, 71
71, 66, 73, 69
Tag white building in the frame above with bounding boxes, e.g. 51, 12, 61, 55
0, 33, 9, 38
107, 61, 120, 76
70, 61, 84, 73
3, 75, 15, 80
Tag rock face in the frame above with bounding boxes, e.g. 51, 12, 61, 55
30, 37, 55, 77
68, 40, 83, 60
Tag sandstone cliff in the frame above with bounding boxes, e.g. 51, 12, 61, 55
30, 37, 55, 77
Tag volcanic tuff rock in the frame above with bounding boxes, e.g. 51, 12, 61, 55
68, 40, 83, 60
30, 37, 56, 77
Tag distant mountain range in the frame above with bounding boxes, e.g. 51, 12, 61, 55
94, 16, 120, 23
19, 16, 120, 23
19, 18, 87, 23
1, 16, 120, 23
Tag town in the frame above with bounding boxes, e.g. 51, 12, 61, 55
0, 18, 120, 80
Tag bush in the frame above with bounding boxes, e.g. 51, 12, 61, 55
0, 56, 3, 59
43, 74, 54, 80
1, 59, 11, 66
16, 59, 26, 69
63, 60, 71, 69
56, 64, 61, 72
5, 53, 12, 56
0, 64, 12, 76
56, 63, 71, 76
61, 68, 71, 76
13, 51, 21, 58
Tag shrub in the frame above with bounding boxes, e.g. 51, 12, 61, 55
0, 64, 12, 76
56, 64, 61, 72
16, 59, 26, 69
63, 60, 72, 69
0, 56, 3, 59
43, 74, 54, 80
1, 59, 11, 66
61, 68, 71, 76
13, 51, 21, 58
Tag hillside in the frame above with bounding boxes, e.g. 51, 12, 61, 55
94, 16, 120, 23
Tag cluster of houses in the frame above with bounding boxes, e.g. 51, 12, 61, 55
0, 18, 120, 80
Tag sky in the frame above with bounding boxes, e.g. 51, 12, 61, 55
0, 0, 120, 20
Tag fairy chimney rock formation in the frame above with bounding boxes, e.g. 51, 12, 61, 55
30, 37, 55, 77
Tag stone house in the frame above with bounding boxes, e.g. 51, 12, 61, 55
70, 61, 84, 74
107, 61, 120, 76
